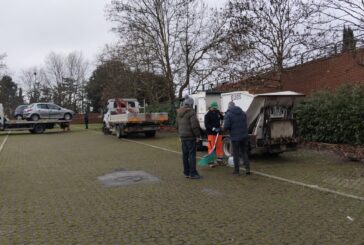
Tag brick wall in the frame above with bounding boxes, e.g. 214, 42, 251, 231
218, 49, 364, 95
282, 49, 364, 94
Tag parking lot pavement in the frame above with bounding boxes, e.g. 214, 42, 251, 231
0, 130, 363, 244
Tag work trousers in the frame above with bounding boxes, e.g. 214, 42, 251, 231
181, 139, 198, 176
231, 138, 250, 173
207, 134, 223, 158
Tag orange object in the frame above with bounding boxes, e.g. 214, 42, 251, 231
207, 134, 223, 158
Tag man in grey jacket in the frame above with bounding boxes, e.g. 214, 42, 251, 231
223, 101, 251, 175
176, 96, 202, 179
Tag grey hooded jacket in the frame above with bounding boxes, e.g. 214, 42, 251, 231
176, 107, 201, 140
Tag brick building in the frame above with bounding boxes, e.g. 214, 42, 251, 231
218, 48, 364, 95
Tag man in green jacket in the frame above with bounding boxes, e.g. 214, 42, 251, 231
176, 96, 202, 179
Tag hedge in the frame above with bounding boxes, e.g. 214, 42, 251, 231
294, 84, 364, 145
145, 101, 177, 126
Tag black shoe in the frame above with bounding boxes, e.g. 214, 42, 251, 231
190, 175, 203, 179
246, 171, 251, 176
184, 175, 190, 178
232, 171, 240, 176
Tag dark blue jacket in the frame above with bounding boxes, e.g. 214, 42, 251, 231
223, 105, 248, 141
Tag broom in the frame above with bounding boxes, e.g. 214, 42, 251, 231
198, 132, 219, 166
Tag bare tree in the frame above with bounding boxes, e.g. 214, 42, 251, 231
107, 0, 185, 101
0, 54, 6, 74
225, 0, 330, 89
321, 0, 364, 34
176, 1, 226, 97
44, 51, 88, 111
20, 67, 51, 103
107, 0, 225, 100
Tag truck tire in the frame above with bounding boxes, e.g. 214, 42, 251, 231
144, 130, 156, 138
116, 124, 125, 138
222, 137, 232, 157
33, 124, 45, 134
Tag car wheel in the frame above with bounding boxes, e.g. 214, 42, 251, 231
64, 113, 72, 120
31, 114, 40, 121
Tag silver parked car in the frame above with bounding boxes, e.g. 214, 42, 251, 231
13, 104, 28, 120
23, 103, 74, 121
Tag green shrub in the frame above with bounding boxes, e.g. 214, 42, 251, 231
145, 101, 177, 126
294, 84, 364, 145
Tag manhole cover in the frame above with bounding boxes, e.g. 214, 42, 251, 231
98, 170, 160, 187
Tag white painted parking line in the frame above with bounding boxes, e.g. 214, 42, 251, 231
123, 138, 364, 202
0, 132, 10, 154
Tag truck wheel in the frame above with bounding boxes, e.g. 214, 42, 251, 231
31, 114, 40, 121
222, 137, 232, 157
116, 125, 125, 138
33, 124, 45, 134
144, 130, 156, 137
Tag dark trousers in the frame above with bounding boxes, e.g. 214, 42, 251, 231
232, 138, 250, 173
181, 139, 198, 176
85, 121, 88, 129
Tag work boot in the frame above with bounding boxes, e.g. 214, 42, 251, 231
190, 175, 203, 179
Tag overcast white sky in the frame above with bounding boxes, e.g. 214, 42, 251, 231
0, 0, 226, 80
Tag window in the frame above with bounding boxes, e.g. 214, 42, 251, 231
37, 104, 48, 109
47, 104, 60, 110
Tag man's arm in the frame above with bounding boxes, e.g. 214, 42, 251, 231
223, 113, 231, 131
190, 114, 201, 138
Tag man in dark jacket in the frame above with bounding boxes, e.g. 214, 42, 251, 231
176, 96, 202, 179
204, 101, 224, 166
84, 112, 89, 129
223, 101, 251, 175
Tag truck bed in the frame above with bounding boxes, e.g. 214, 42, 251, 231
108, 112, 168, 124
5, 119, 71, 125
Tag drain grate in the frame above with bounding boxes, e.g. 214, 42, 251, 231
98, 170, 160, 187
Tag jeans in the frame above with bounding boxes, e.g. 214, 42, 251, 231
181, 139, 199, 176
232, 138, 250, 173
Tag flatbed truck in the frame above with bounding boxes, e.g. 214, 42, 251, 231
0, 103, 71, 134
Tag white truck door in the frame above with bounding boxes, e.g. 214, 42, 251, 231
0, 103, 4, 126
196, 97, 207, 130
